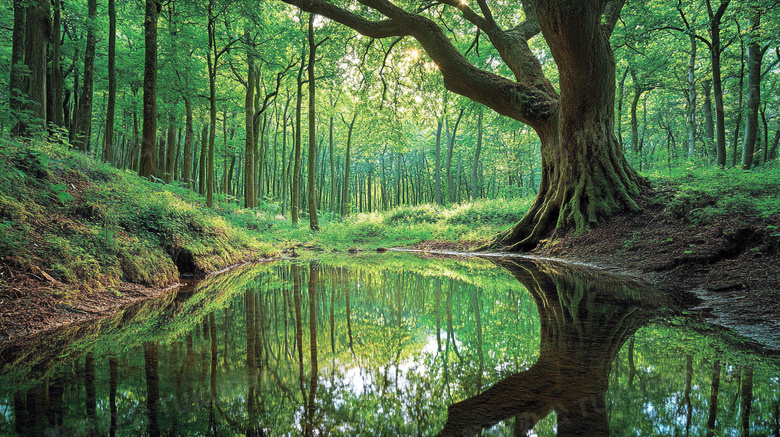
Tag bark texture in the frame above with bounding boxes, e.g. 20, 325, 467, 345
138, 0, 160, 178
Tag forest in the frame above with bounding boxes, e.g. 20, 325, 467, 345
3, 0, 777, 233
2, 1, 780, 435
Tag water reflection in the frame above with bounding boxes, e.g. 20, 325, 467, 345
0, 255, 778, 436
439, 259, 666, 435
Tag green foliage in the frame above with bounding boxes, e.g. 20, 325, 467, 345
650, 166, 780, 225
0, 137, 277, 289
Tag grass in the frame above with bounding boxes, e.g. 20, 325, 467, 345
646, 163, 780, 226
0, 136, 533, 291
0, 137, 277, 289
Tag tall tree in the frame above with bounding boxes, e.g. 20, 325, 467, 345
139, 0, 161, 178
741, 9, 766, 169
283, 0, 647, 251
706, 0, 731, 167
244, 28, 257, 208
75, 0, 98, 152
13, 0, 50, 136
103, 0, 117, 163
51, 0, 64, 128
307, 14, 321, 231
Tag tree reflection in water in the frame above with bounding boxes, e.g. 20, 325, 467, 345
1, 255, 778, 436
439, 258, 676, 436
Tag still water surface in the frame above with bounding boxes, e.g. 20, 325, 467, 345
0, 253, 778, 436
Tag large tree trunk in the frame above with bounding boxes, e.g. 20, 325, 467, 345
285, 0, 645, 251
138, 0, 160, 178
103, 0, 116, 163
15, 0, 50, 136
489, 1, 646, 251
703, 79, 715, 157
75, 0, 98, 152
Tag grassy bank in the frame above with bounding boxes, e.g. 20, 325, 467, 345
2, 136, 778, 295
0, 137, 533, 293
0, 137, 277, 290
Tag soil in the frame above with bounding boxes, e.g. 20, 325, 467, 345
2, 191, 779, 349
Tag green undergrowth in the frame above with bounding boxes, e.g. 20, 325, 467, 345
249, 197, 534, 251
648, 164, 780, 225
0, 137, 277, 289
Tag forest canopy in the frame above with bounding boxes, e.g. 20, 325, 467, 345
2, 0, 779, 249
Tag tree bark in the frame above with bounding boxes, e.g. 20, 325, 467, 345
293, 49, 306, 224
103, 0, 117, 163
183, 97, 194, 189
707, 0, 730, 167
138, 0, 160, 178
741, 11, 763, 170
165, 112, 177, 183
445, 108, 464, 204
703, 79, 715, 157
244, 28, 256, 208
51, 0, 64, 128
471, 108, 483, 200
434, 120, 443, 205
307, 14, 320, 230
341, 113, 357, 217
75, 0, 98, 151
9, 0, 26, 135
686, 33, 697, 158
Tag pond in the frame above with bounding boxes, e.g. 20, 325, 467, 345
0, 253, 778, 436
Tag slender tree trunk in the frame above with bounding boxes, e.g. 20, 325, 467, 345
51, 0, 64, 128
183, 98, 194, 189
741, 11, 763, 170
138, 0, 160, 178
9, 0, 26, 135
435, 120, 443, 205
708, 0, 730, 167
616, 66, 629, 151
206, 0, 217, 206
329, 115, 335, 211
75, 0, 98, 151
293, 51, 306, 225
165, 112, 177, 183
244, 29, 256, 208
199, 125, 208, 194
703, 79, 715, 158
471, 108, 483, 200
687, 33, 697, 158
732, 20, 745, 168
103, 0, 117, 162
446, 109, 464, 204
307, 14, 319, 230
341, 113, 357, 217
